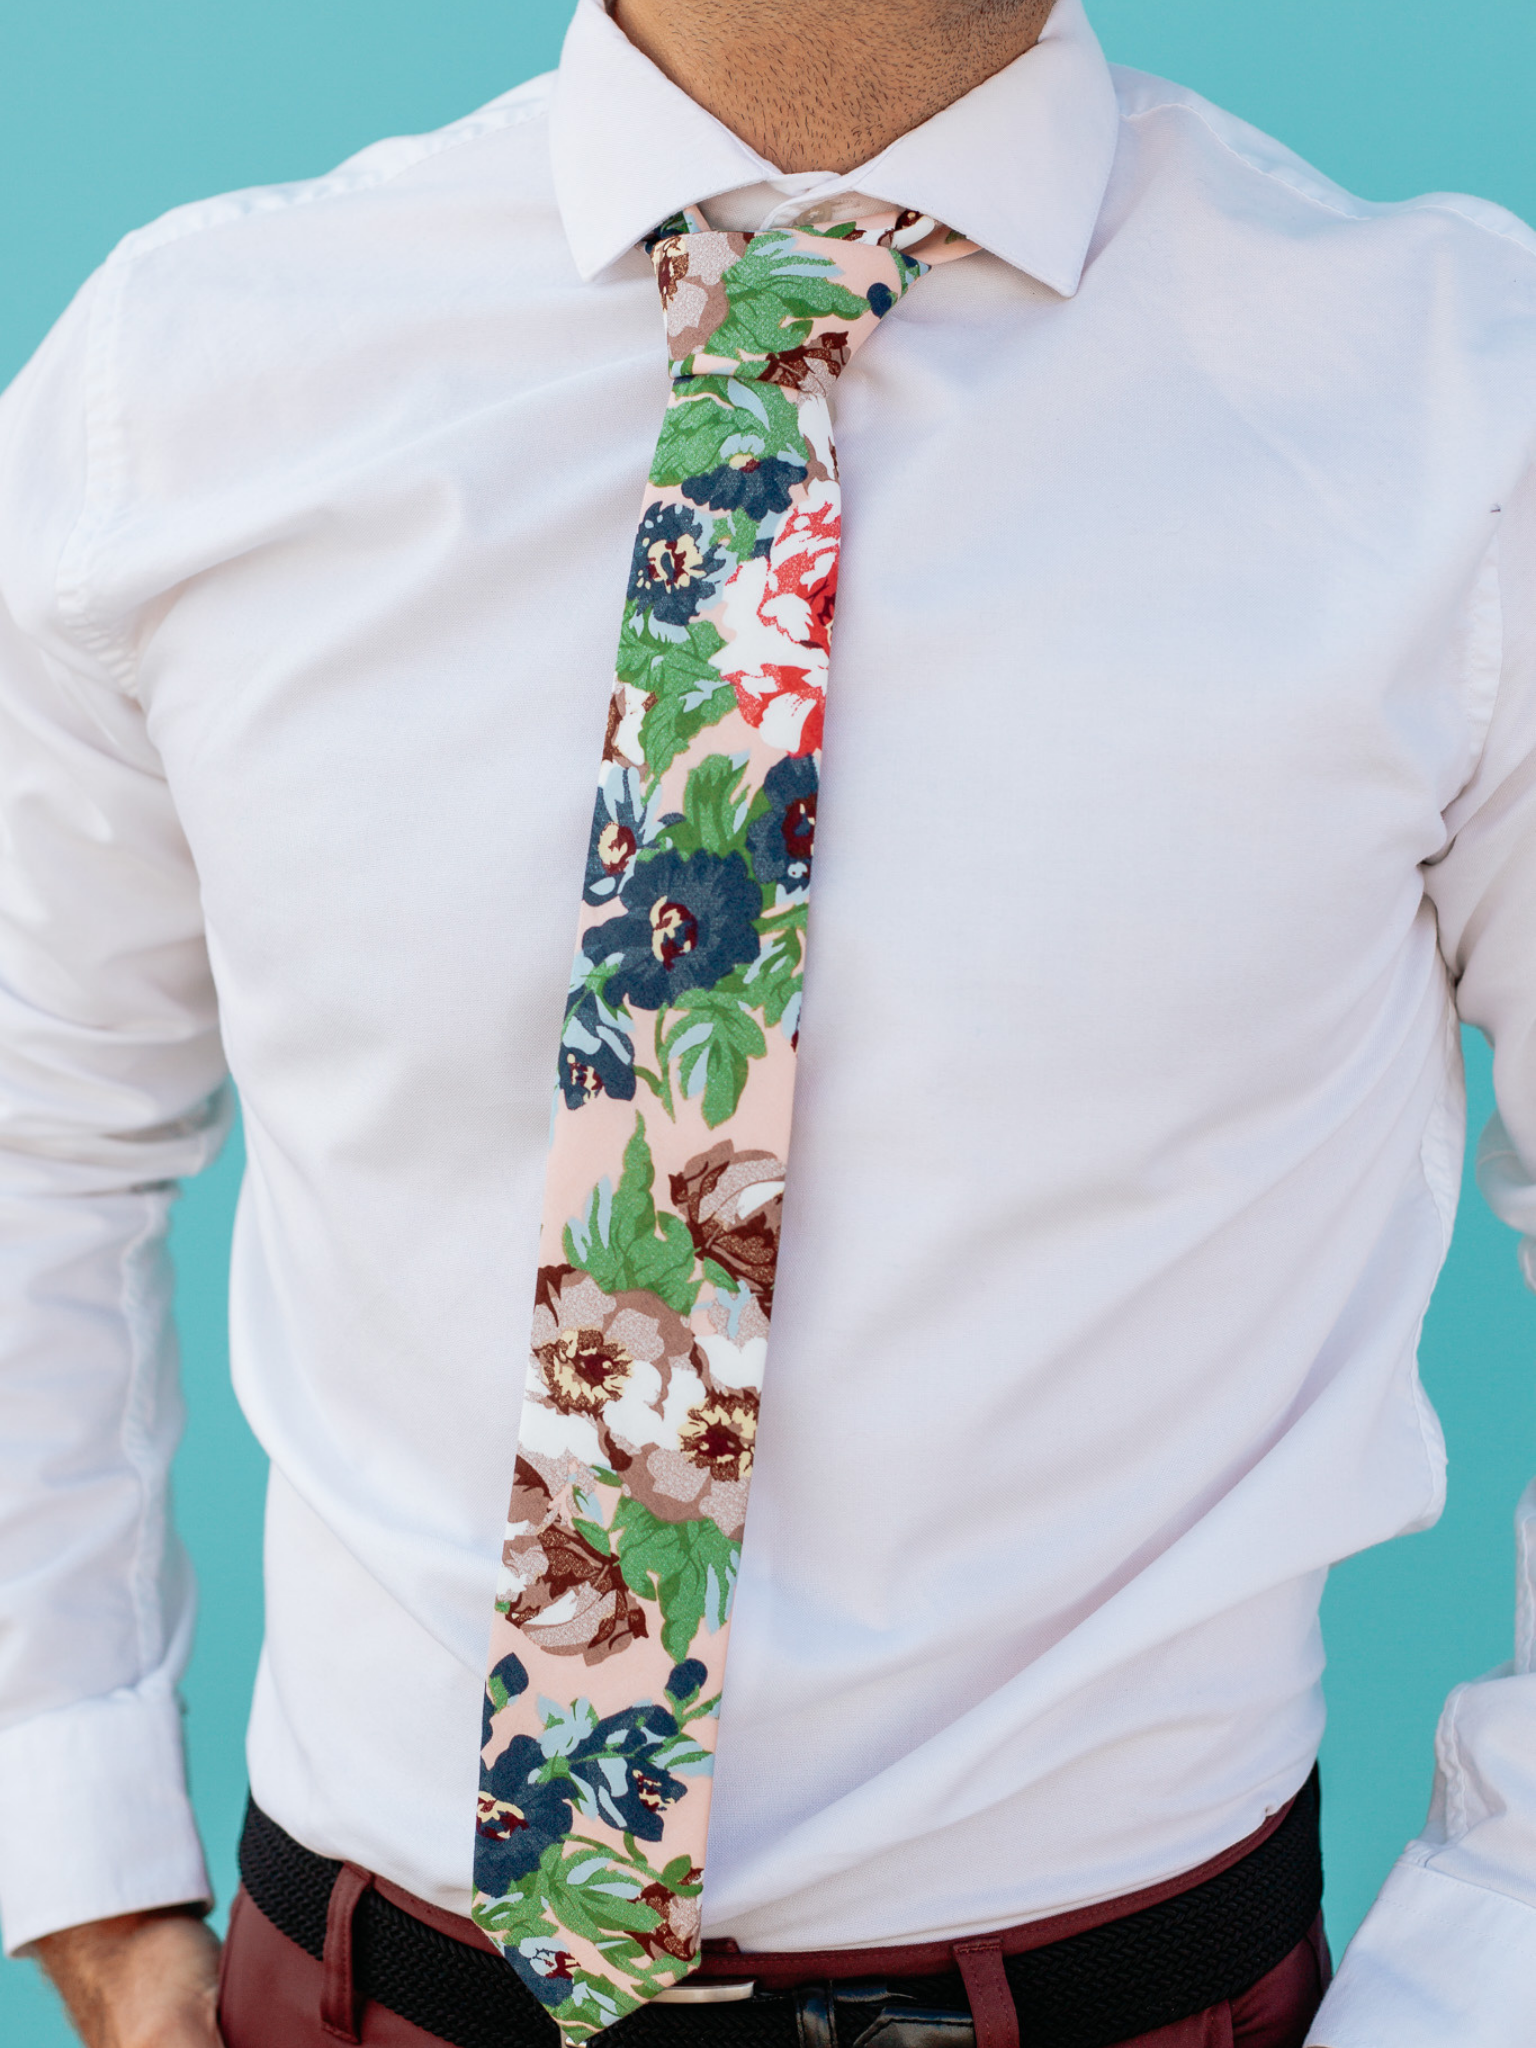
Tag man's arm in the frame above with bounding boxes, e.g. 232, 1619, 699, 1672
34, 1910, 221, 2048
1306, 471, 1536, 2046
0, 268, 229, 2034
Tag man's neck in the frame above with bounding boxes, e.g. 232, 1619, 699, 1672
610, 0, 1056, 175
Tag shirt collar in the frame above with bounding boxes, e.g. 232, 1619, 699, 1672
549, 0, 1122, 296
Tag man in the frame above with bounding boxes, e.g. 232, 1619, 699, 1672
2, 0, 1534, 2041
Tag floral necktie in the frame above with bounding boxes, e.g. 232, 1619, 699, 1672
474, 204, 975, 2041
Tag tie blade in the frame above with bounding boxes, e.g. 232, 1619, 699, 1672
475, 202, 976, 2039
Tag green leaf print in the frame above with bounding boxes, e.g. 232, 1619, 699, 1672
615, 617, 734, 779
543, 1853, 659, 1947
651, 386, 742, 481
705, 235, 872, 362
565, 1117, 700, 1312
661, 754, 764, 860
611, 1497, 741, 1661
615, 614, 726, 695
639, 685, 735, 785
723, 904, 805, 1029
710, 505, 761, 570
552, 1968, 628, 2042
571, 1517, 612, 1557
662, 990, 766, 1129
474, 1871, 558, 1946
651, 376, 803, 484
481, 1842, 671, 1976
624, 1220, 698, 1312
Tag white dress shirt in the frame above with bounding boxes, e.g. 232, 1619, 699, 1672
2, 1, 1536, 2040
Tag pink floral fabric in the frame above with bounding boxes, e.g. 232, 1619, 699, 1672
473, 206, 975, 2041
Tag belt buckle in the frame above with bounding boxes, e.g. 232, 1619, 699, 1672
652, 1980, 757, 2003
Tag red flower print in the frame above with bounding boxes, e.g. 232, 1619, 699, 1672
712, 482, 842, 756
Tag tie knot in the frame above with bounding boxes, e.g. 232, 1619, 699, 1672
648, 214, 948, 394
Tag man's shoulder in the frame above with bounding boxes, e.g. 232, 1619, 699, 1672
1, 67, 577, 624
100, 68, 561, 294
1108, 62, 1536, 278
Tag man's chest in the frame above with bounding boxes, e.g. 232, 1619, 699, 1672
129, 260, 1497, 1128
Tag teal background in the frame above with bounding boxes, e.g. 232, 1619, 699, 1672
2, 0, 1535, 2036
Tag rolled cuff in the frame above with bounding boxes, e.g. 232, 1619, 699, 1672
1307, 1858, 1536, 2047
0, 1678, 210, 1953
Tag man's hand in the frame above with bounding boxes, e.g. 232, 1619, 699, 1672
33, 1905, 222, 2048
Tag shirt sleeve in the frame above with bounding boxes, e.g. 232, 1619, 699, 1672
0, 264, 231, 1952
1309, 464, 1536, 2045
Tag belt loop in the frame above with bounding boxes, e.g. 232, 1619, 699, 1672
321, 1861, 375, 2042
794, 1984, 836, 2048
954, 1938, 1020, 2048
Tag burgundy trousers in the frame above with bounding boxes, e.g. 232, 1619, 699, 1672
217, 1883, 1330, 2048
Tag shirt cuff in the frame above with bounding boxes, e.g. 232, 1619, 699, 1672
0, 1679, 211, 1953
1308, 1858, 1536, 2047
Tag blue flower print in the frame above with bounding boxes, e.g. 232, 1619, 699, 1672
583, 851, 761, 1013
475, 1733, 576, 1892
481, 1651, 530, 1750
512, 1937, 581, 2009
583, 765, 679, 906
566, 1705, 690, 1842
665, 1660, 708, 1705
681, 445, 806, 525
559, 991, 636, 1108
746, 755, 817, 893
627, 502, 726, 627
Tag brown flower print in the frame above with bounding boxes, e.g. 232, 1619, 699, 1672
536, 1325, 634, 1417
651, 237, 689, 308
669, 1143, 785, 1310
604, 682, 654, 768
704, 1284, 769, 1350
660, 233, 750, 362
679, 1385, 758, 1484
531, 1266, 697, 1414
636, 1879, 703, 1962
758, 331, 851, 402
875, 208, 926, 248
500, 1455, 648, 1665
613, 1438, 753, 1544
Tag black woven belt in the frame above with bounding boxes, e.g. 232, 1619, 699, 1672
238, 1770, 1321, 2048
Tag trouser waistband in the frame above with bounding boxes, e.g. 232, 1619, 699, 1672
237, 1767, 1323, 2048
